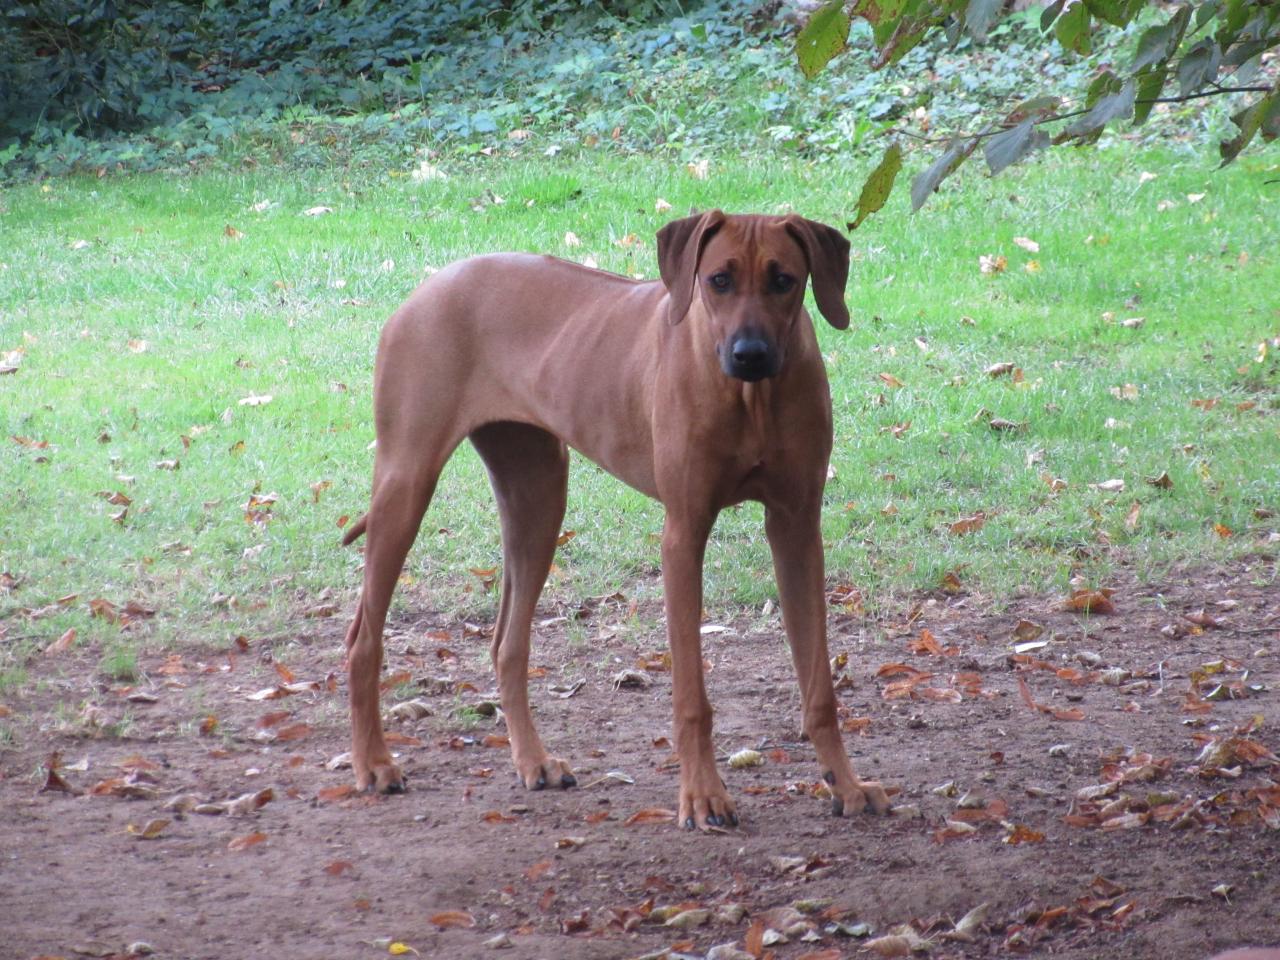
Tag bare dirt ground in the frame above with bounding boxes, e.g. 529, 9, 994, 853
2, 557, 1278, 960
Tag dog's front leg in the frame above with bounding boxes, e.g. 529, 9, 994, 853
661, 508, 738, 830
765, 502, 891, 818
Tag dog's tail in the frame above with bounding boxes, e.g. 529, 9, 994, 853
341, 513, 368, 546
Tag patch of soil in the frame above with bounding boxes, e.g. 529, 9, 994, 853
2, 559, 1278, 960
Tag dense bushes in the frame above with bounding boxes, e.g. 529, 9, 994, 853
0, 0, 1191, 177
0, 1, 723, 143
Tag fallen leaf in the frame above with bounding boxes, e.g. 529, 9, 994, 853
949, 513, 986, 535
126, 818, 170, 840
985, 362, 1017, 378
525, 859, 554, 881
877, 372, 904, 388
988, 417, 1026, 432
44, 627, 76, 655
729, 749, 764, 768
1124, 501, 1142, 531
227, 831, 268, 851
1003, 823, 1045, 844
429, 911, 475, 930
979, 254, 1007, 275
318, 784, 356, 804
625, 807, 677, 826
1062, 589, 1117, 615
39, 752, 77, 794
1013, 236, 1040, 253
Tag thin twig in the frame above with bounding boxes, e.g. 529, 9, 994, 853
895, 84, 1276, 145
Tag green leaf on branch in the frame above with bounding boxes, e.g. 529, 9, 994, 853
1054, 1, 1092, 55
853, 0, 909, 29
1083, 0, 1143, 28
1130, 6, 1191, 72
1220, 91, 1277, 164
911, 138, 977, 211
850, 143, 903, 230
1176, 38, 1222, 97
1008, 95, 1062, 123
965, 0, 1003, 40
1040, 0, 1066, 32
796, 1, 851, 80
984, 120, 1049, 175
1133, 65, 1168, 125
1066, 77, 1136, 138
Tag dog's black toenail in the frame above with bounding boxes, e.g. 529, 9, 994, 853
728, 812, 739, 827
684, 817, 696, 830
823, 770, 836, 785
384, 780, 406, 795
707, 814, 722, 827
560, 773, 577, 788
534, 774, 547, 790
831, 796, 845, 817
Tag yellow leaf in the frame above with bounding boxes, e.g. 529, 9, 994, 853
388, 943, 419, 956
127, 818, 170, 839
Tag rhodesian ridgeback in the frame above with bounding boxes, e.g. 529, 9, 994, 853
341, 211, 891, 829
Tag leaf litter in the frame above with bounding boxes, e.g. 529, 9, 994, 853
3, 564, 1278, 958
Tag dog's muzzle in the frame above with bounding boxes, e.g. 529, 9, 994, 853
723, 334, 780, 382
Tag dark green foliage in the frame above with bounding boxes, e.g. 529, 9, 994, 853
0, 1, 723, 156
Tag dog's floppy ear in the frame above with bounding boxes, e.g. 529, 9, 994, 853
784, 216, 851, 330
656, 210, 726, 325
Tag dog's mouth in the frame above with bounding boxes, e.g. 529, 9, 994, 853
721, 335, 780, 382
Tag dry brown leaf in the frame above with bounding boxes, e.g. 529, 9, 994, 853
1124, 501, 1142, 532
227, 831, 268, 851
988, 417, 1027, 432
429, 910, 476, 930
1063, 589, 1117, 615
624, 807, 677, 826
525, 859, 554, 881
949, 513, 986, 535
877, 372, 904, 388
44, 627, 76, 655
318, 784, 356, 804
127, 818, 170, 840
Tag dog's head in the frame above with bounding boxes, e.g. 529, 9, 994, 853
656, 211, 850, 382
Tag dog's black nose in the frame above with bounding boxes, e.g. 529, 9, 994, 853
725, 336, 778, 381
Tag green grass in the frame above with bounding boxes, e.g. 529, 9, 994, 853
1, 144, 1278, 680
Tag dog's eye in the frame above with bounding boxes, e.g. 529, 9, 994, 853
772, 273, 796, 293
708, 272, 732, 292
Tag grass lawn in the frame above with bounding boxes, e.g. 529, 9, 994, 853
1, 144, 1277, 684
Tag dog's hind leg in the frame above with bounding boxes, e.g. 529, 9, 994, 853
470, 421, 576, 790
347, 456, 442, 793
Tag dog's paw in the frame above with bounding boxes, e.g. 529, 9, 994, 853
516, 755, 577, 791
825, 771, 890, 817
678, 773, 739, 831
356, 761, 406, 795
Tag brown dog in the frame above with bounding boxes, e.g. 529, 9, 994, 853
341, 211, 890, 829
